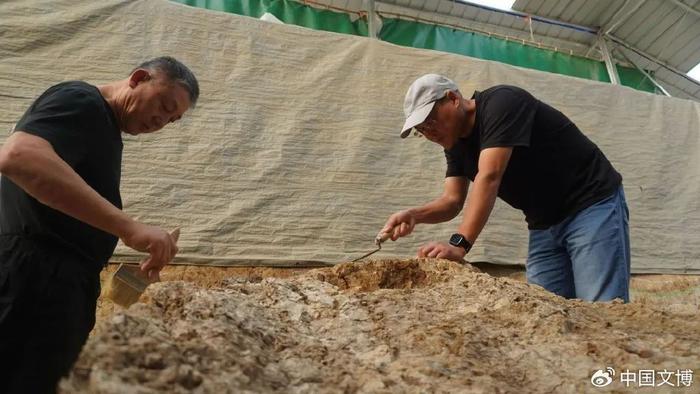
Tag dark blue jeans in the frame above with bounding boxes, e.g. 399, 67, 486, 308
526, 186, 631, 302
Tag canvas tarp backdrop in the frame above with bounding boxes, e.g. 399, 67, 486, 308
1, 0, 699, 273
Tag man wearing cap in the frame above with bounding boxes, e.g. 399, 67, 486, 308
380, 74, 630, 302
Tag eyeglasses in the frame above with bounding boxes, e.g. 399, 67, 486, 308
413, 118, 439, 137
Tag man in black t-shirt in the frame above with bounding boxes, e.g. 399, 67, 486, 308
381, 74, 630, 303
0, 56, 199, 393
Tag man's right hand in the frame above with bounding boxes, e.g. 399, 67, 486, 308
381, 210, 416, 241
121, 222, 178, 281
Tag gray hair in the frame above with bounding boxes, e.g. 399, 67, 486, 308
132, 56, 200, 108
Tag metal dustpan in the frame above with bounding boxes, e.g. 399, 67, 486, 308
106, 228, 180, 307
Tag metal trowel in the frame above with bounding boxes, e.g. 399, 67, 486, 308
105, 228, 180, 307
351, 230, 392, 262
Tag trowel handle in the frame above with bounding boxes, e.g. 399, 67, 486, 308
375, 230, 392, 245
171, 228, 181, 243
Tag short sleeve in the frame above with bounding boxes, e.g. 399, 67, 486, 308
13, 83, 100, 168
479, 87, 537, 149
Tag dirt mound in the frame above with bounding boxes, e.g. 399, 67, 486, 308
63, 259, 699, 393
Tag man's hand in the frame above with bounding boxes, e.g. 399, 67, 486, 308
121, 223, 178, 281
381, 210, 416, 241
417, 241, 466, 262
0, 132, 178, 278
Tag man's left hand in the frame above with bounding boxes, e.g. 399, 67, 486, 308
417, 241, 467, 262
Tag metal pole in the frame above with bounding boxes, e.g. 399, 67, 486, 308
366, 0, 377, 39
606, 33, 700, 89
598, 36, 620, 85
585, 0, 646, 58
616, 48, 672, 96
605, 0, 648, 35
585, 0, 630, 58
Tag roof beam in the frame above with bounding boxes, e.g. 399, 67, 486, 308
584, 0, 645, 58
669, 0, 700, 19
375, 1, 594, 55
598, 37, 621, 84
455, 1, 598, 34
604, 0, 647, 35
606, 33, 700, 90
601, 0, 632, 33
615, 47, 671, 96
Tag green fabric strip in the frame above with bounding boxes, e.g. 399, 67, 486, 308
171, 0, 658, 94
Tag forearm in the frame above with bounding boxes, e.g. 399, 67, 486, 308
408, 195, 463, 224
0, 138, 135, 238
457, 173, 500, 243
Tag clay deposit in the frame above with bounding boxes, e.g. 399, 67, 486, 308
63, 259, 699, 393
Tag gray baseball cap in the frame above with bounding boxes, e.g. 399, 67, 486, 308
400, 74, 459, 138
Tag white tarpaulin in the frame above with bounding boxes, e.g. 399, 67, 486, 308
1, 0, 699, 273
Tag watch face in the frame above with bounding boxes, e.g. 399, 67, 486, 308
449, 233, 464, 246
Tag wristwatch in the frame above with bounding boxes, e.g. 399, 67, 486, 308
449, 233, 472, 254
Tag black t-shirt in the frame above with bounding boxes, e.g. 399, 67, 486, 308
0, 81, 123, 267
445, 85, 621, 229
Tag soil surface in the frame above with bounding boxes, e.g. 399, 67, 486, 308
62, 259, 699, 393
